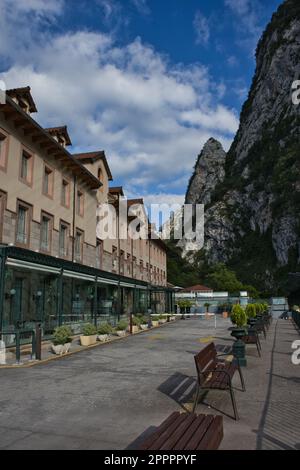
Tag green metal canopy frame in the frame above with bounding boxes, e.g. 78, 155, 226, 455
0, 246, 175, 333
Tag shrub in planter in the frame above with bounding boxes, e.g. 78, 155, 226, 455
97, 323, 114, 342
159, 314, 167, 324
80, 323, 98, 346
230, 305, 247, 328
51, 325, 73, 355
245, 304, 257, 320
139, 316, 149, 330
116, 320, 128, 337
151, 315, 160, 327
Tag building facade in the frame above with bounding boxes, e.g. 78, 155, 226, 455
0, 87, 173, 343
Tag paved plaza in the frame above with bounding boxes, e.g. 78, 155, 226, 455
0, 317, 299, 450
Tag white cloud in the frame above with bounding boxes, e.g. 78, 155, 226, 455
193, 11, 210, 45
0, 3, 239, 199
224, 0, 262, 51
131, 0, 150, 15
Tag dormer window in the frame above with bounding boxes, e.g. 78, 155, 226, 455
6, 87, 37, 114
44, 126, 72, 148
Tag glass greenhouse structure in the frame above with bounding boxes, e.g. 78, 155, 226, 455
0, 246, 175, 346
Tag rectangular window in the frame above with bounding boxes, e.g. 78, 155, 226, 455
75, 229, 83, 262
59, 222, 69, 258
120, 250, 124, 275
61, 179, 70, 208
76, 190, 84, 217
0, 130, 8, 171
43, 165, 54, 198
112, 246, 118, 271
96, 239, 103, 269
20, 150, 33, 185
16, 202, 31, 246
0, 191, 6, 242
40, 213, 52, 253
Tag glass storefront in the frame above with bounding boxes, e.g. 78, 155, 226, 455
0, 247, 174, 345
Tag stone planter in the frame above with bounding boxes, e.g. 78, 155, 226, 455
140, 324, 148, 331
130, 326, 139, 334
80, 335, 97, 347
159, 319, 167, 324
116, 330, 126, 337
151, 321, 159, 327
98, 334, 109, 342
51, 343, 71, 355
170, 316, 176, 321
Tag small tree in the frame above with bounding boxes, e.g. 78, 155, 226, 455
245, 304, 256, 319
230, 304, 247, 327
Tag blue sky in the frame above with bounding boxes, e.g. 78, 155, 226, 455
0, 0, 283, 207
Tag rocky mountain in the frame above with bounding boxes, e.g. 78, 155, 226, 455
184, 0, 300, 293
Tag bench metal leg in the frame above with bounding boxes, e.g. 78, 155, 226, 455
193, 384, 201, 413
229, 385, 239, 421
237, 363, 246, 392
256, 339, 261, 357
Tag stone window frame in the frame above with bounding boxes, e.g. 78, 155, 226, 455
15, 199, 32, 248
19, 146, 34, 187
40, 210, 54, 254
42, 162, 55, 199
0, 127, 9, 173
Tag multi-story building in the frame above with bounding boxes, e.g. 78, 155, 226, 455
0, 87, 174, 341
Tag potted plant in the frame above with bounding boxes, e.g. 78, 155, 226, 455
51, 325, 73, 355
151, 315, 160, 327
245, 304, 257, 326
129, 316, 141, 333
80, 323, 98, 346
139, 316, 149, 330
230, 304, 247, 337
159, 314, 167, 324
97, 323, 114, 342
116, 320, 128, 337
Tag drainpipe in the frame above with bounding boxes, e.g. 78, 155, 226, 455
71, 175, 77, 263
0, 251, 6, 334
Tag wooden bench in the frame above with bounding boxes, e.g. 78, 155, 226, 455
193, 343, 245, 420
138, 411, 223, 450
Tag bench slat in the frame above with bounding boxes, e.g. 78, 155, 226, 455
184, 415, 214, 450
145, 413, 188, 450
159, 413, 198, 450
138, 412, 180, 450
197, 416, 223, 450
173, 415, 207, 451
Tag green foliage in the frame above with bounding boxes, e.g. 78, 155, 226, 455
230, 304, 247, 327
82, 323, 97, 336
97, 323, 114, 335
53, 325, 73, 345
132, 316, 141, 326
245, 304, 257, 319
116, 320, 128, 331
204, 302, 211, 312
151, 315, 160, 322
205, 264, 243, 293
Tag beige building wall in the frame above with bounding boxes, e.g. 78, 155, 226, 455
0, 112, 98, 266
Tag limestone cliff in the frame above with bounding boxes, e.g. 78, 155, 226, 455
185, 0, 300, 292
